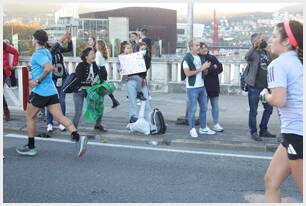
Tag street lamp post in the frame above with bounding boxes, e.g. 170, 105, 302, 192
176, 1, 199, 126
187, 2, 194, 46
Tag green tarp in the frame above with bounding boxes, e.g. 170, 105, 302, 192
83, 80, 116, 123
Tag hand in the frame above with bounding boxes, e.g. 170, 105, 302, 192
260, 88, 269, 103
10, 66, 16, 70
202, 61, 211, 71
92, 78, 97, 85
29, 80, 38, 87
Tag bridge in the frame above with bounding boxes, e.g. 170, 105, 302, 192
5, 56, 247, 111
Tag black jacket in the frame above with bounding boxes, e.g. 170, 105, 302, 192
74, 61, 103, 88
201, 53, 223, 97
49, 41, 73, 83
244, 47, 271, 87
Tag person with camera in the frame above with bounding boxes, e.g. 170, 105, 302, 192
45, 31, 72, 132
244, 33, 276, 141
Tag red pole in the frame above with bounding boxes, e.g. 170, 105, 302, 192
22, 66, 29, 111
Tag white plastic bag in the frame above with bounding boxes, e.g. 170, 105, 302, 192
127, 118, 151, 135
126, 100, 151, 135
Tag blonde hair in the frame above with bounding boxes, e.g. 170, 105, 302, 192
97, 40, 109, 60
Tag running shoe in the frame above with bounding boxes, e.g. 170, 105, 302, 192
16, 144, 38, 156
47, 124, 53, 132
78, 136, 88, 157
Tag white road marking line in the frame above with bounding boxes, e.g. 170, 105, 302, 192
5, 133, 272, 160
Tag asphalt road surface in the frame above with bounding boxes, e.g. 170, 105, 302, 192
3, 134, 302, 203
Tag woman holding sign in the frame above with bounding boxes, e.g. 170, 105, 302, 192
118, 41, 151, 123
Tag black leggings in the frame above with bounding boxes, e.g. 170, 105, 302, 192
99, 66, 115, 100
99, 66, 108, 81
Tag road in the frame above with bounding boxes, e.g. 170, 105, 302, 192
3, 134, 302, 203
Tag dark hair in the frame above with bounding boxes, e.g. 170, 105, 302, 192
33, 29, 48, 45
80, 47, 93, 62
88, 36, 96, 43
138, 41, 147, 47
130, 32, 138, 36
276, 20, 303, 63
200, 42, 208, 48
120, 41, 130, 54
250, 33, 259, 44
141, 28, 148, 35
97, 40, 109, 60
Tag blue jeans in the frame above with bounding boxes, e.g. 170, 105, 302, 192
187, 87, 208, 129
72, 90, 86, 128
47, 86, 66, 125
207, 96, 219, 125
248, 86, 273, 134
127, 79, 151, 120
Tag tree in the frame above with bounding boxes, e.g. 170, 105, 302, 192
3, 21, 42, 55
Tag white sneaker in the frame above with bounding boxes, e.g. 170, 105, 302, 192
199, 127, 216, 135
189, 128, 198, 138
212, 123, 224, 132
58, 124, 66, 131
47, 124, 53, 132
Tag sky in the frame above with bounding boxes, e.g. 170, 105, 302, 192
3, 2, 300, 17
78, 3, 298, 14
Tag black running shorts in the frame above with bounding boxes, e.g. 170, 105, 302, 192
281, 133, 303, 160
28, 92, 59, 108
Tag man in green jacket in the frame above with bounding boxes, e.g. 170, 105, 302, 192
182, 40, 216, 138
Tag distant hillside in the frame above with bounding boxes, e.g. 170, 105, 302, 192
179, 11, 273, 23
179, 4, 303, 24
226, 12, 272, 22
279, 4, 303, 13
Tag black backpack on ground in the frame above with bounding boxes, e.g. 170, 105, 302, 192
150, 108, 167, 135
240, 64, 249, 92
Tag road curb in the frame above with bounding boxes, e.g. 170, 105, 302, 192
4, 124, 278, 153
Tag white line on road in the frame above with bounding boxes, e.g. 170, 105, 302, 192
5, 133, 272, 160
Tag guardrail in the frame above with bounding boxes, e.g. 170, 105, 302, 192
19, 56, 246, 85
6, 56, 246, 111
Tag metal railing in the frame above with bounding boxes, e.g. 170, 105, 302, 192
6, 56, 246, 111
19, 56, 246, 86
